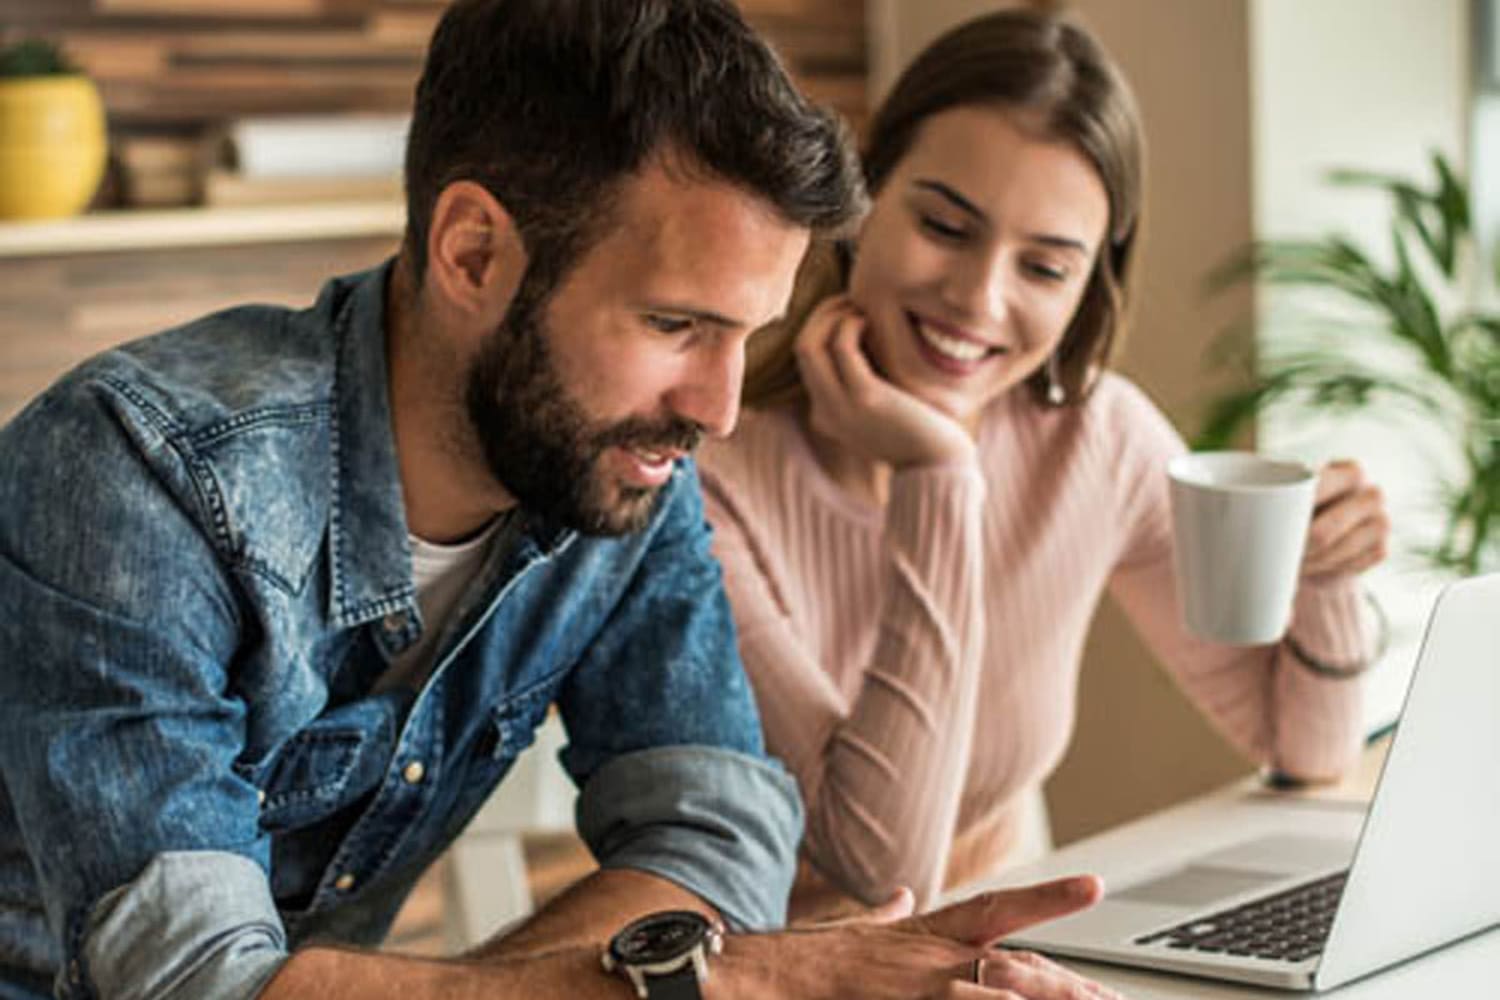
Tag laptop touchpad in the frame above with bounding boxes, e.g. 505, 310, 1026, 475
1113, 865, 1287, 908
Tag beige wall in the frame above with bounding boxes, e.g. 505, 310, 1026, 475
867, 0, 1021, 100
867, 0, 1260, 844
1041, 0, 1260, 844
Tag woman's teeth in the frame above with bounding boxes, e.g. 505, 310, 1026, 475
916, 320, 993, 362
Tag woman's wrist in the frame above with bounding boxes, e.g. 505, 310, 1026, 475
1284, 588, 1389, 679
891, 445, 979, 473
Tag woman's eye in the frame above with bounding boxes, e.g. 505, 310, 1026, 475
1025, 261, 1068, 282
645, 314, 693, 334
919, 215, 968, 241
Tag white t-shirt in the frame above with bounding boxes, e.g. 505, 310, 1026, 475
378, 512, 515, 692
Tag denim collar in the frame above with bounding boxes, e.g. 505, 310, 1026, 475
322, 262, 575, 629
326, 261, 416, 628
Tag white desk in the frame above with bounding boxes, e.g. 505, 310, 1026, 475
955, 744, 1500, 996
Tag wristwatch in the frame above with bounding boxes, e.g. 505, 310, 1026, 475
602, 910, 724, 999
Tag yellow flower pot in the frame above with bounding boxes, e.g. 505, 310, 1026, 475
0, 75, 107, 221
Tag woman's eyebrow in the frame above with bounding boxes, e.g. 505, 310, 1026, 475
912, 178, 1092, 254
1028, 233, 1091, 255
913, 178, 986, 221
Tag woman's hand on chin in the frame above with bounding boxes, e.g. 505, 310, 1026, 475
795, 294, 976, 469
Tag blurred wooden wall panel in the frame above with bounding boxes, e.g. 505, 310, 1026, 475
94, 0, 373, 17
3, 0, 866, 132
61, 35, 170, 80
0, 236, 398, 424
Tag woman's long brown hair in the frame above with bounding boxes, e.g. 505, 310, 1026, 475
743, 8, 1145, 411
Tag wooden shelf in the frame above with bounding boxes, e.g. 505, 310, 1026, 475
0, 200, 405, 259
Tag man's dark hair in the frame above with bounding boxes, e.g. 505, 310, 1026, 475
404, 0, 863, 289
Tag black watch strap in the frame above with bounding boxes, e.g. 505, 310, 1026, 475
646, 964, 703, 1000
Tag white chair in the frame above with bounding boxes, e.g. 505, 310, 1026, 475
443, 711, 575, 951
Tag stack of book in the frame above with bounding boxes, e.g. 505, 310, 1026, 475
117, 134, 209, 208
207, 113, 409, 207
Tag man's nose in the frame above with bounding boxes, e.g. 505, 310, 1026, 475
666, 340, 744, 440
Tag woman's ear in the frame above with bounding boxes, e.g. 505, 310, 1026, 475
425, 180, 528, 326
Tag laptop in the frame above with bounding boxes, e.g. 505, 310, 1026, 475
1005, 572, 1500, 991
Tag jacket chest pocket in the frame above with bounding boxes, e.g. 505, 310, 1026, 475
236, 711, 392, 832
430, 681, 559, 848
483, 682, 556, 767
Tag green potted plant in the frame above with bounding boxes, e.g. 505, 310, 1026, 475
0, 38, 107, 220
1198, 154, 1499, 575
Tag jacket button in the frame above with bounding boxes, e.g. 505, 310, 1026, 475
402, 761, 426, 785
382, 612, 409, 633
334, 873, 357, 892
256, 789, 266, 806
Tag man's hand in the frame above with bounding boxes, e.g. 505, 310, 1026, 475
964, 948, 1126, 999
265, 877, 1114, 999
713, 874, 1119, 999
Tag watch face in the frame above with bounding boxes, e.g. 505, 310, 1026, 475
610, 911, 710, 965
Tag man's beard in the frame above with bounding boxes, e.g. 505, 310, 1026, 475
465, 265, 703, 537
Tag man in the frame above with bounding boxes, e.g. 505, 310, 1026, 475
0, 2, 1109, 998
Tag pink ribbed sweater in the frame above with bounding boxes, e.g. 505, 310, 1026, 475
698, 373, 1372, 909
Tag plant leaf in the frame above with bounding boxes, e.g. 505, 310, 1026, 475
1192, 379, 1289, 450
1201, 149, 1497, 572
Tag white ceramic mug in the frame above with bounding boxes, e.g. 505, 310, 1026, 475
1167, 452, 1317, 645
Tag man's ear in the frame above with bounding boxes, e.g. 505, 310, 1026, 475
425, 180, 528, 326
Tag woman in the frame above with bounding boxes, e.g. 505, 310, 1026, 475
698, 9, 1388, 916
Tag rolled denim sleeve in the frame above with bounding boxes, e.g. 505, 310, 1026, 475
81, 853, 286, 1000
0, 377, 278, 998
576, 746, 802, 931
557, 463, 803, 929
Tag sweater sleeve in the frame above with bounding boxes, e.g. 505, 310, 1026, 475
700, 446, 987, 907
1104, 381, 1372, 781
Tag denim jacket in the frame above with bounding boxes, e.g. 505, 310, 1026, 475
0, 264, 801, 1000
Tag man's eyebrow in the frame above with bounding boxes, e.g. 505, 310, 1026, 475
639, 302, 753, 330
912, 178, 1092, 255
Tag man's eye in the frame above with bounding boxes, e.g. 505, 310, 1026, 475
645, 314, 693, 334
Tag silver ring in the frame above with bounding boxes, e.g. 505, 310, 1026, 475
970, 956, 985, 983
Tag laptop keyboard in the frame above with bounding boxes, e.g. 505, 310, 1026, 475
1133, 870, 1348, 964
